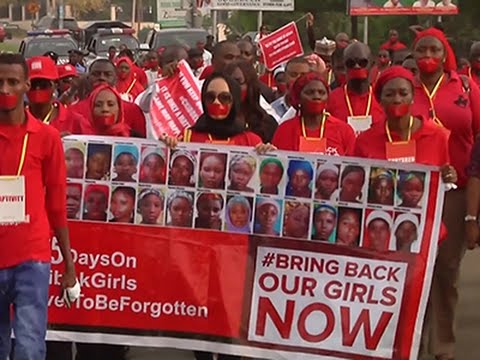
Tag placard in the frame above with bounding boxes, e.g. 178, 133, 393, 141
349, 0, 459, 16
258, 22, 304, 71
50, 135, 446, 360
149, 60, 203, 139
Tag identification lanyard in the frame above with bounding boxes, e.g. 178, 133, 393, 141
344, 85, 373, 117
299, 114, 327, 153
125, 78, 137, 95
421, 73, 445, 127
385, 116, 416, 163
327, 70, 333, 85
42, 105, 55, 124
208, 134, 230, 144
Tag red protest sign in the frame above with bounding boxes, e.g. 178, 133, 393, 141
258, 22, 304, 71
149, 60, 203, 138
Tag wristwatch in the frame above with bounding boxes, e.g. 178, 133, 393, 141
465, 215, 478, 222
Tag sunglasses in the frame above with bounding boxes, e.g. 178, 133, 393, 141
204, 91, 233, 105
345, 58, 369, 69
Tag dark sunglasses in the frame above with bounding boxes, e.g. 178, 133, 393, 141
31, 79, 53, 89
204, 91, 233, 105
345, 58, 369, 69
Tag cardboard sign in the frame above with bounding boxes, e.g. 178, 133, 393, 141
0, 176, 27, 224
258, 22, 304, 71
386, 140, 417, 163
149, 60, 203, 138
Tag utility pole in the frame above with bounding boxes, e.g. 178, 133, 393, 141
132, 0, 137, 29
58, 0, 65, 29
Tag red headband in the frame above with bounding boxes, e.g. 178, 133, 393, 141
413, 27, 457, 72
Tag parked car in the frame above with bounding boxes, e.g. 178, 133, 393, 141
19, 30, 79, 64
144, 28, 209, 51
0, 26, 6, 43
82, 21, 131, 47
85, 28, 139, 59
0, 21, 20, 40
33, 16, 83, 43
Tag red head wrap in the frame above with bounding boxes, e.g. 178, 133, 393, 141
290, 72, 329, 110
374, 65, 415, 102
85, 184, 109, 200
413, 27, 457, 72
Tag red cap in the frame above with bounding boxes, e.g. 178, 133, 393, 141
57, 64, 78, 79
27, 56, 59, 81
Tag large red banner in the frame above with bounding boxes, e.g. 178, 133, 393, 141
149, 60, 203, 139
52, 137, 445, 359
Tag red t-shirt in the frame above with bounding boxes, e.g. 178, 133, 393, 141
133, 65, 148, 88
354, 118, 450, 166
271, 115, 355, 156
326, 85, 386, 125
380, 41, 408, 52
412, 71, 480, 187
185, 129, 262, 146
458, 66, 480, 88
0, 112, 67, 268
69, 97, 146, 138
44, 101, 86, 134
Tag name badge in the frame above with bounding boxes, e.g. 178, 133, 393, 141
0, 176, 28, 224
385, 141, 416, 163
347, 115, 373, 135
299, 137, 327, 153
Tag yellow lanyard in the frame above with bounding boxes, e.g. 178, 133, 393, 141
344, 85, 373, 117
327, 70, 332, 85
42, 105, 55, 124
125, 78, 137, 95
301, 113, 327, 139
15, 133, 29, 176
208, 134, 230, 143
469, 67, 472, 80
421, 73, 445, 126
385, 116, 413, 143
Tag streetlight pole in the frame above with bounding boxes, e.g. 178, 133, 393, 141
58, 0, 65, 29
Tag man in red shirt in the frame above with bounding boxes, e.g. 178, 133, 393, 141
380, 29, 408, 53
0, 53, 76, 359
25, 56, 86, 134
463, 42, 480, 87
68, 59, 147, 138
326, 42, 385, 135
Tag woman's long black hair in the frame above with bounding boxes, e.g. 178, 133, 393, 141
224, 61, 278, 142
191, 72, 247, 138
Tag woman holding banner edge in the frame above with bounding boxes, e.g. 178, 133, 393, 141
163, 71, 275, 360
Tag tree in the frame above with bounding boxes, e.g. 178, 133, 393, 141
66, 0, 109, 16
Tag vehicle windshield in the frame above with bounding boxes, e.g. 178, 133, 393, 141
36, 16, 53, 28
97, 35, 139, 53
25, 38, 77, 57
153, 31, 208, 49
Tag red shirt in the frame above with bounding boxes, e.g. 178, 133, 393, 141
354, 118, 450, 166
412, 71, 480, 187
133, 65, 148, 88
458, 66, 480, 88
380, 40, 408, 52
39, 101, 86, 134
326, 85, 386, 125
272, 115, 356, 156
185, 129, 262, 146
0, 112, 67, 268
69, 98, 146, 138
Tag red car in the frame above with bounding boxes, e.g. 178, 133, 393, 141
0, 26, 6, 42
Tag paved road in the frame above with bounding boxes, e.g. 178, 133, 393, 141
127, 252, 480, 360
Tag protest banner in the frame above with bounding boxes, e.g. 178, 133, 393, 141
210, 0, 295, 11
349, 0, 459, 16
51, 135, 445, 360
149, 60, 203, 139
258, 22, 304, 71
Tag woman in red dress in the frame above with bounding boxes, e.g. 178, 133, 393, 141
114, 56, 145, 102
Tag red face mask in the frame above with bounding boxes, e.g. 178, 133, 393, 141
302, 100, 326, 115
94, 114, 116, 128
417, 57, 442, 74
385, 103, 410, 118
0, 94, 18, 111
206, 103, 231, 118
27, 89, 52, 104
117, 71, 129, 80
379, 57, 390, 66
240, 88, 248, 102
347, 68, 369, 80
144, 59, 158, 70
472, 60, 480, 71
60, 83, 71, 93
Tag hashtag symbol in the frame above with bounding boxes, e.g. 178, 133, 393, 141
262, 252, 275, 267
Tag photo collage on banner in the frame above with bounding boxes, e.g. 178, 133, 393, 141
64, 136, 430, 254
